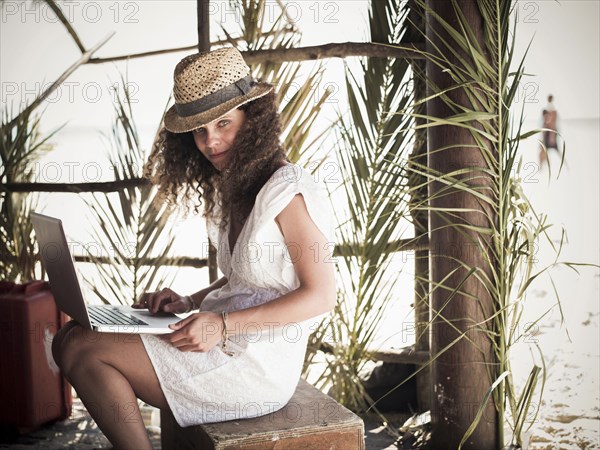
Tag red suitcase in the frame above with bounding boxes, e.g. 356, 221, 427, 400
0, 280, 72, 432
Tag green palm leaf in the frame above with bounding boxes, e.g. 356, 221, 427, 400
315, 0, 415, 414
1, 103, 62, 281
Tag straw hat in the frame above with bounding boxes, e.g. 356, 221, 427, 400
164, 47, 273, 133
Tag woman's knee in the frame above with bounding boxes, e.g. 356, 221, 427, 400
52, 321, 92, 374
52, 320, 76, 366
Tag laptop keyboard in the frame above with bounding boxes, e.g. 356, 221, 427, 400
88, 306, 148, 326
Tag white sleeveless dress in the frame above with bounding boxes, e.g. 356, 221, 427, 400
140, 163, 335, 427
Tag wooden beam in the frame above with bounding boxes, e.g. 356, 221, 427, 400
2, 178, 148, 193
88, 41, 426, 65
405, 0, 432, 414
74, 255, 208, 268
7, 254, 209, 268
242, 42, 425, 64
367, 347, 429, 365
334, 236, 429, 257
317, 343, 429, 365
426, 1, 498, 448
44, 0, 86, 53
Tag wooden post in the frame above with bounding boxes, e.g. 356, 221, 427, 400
404, 0, 430, 413
197, 0, 210, 53
426, 1, 498, 448
197, 0, 217, 282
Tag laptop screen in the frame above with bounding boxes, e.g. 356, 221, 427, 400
30, 212, 92, 329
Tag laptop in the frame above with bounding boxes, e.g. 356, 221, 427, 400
30, 212, 179, 334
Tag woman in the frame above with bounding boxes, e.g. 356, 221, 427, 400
51, 47, 336, 449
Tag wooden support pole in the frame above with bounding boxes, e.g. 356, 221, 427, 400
426, 1, 497, 448
412, 66, 431, 413
196, 0, 216, 281
405, 0, 431, 413
197, 0, 210, 53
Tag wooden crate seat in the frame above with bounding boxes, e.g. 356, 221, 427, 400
160, 379, 365, 449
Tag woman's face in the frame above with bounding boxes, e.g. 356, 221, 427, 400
192, 108, 246, 171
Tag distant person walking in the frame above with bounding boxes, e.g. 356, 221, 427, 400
539, 94, 560, 166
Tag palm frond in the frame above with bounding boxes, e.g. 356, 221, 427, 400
1, 102, 63, 281
83, 76, 180, 304
314, 0, 415, 414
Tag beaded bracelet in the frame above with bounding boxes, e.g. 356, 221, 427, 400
221, 311, 234, 356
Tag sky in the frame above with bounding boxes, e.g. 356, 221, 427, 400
1, 0, 598, 296
2, 1, 597, 136
0, 0, 371, 140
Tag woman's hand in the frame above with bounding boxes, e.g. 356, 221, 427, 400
165, 312, 223, 352
133, 288, 193, 314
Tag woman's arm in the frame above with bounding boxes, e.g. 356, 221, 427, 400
228, 193, 336, 331
167, 194, 336, 351
189, 276, 229, 309
136, 276, 228, 314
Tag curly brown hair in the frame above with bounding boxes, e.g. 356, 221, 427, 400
144, 91, 288, 228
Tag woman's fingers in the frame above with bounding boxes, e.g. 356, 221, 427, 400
146, 290, 165, 313
169, 314, 194, 330
133, 292, 156, 309
162, 298, 191, 314
135, 290, 193, 314
167, 316, 196, 345
137, 288, 177, 314
132, 292, 150, 308
174, 345, 207, 353
150, 294, 174, 314
166, 313, 222, 352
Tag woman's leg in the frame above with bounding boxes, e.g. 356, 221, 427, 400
53, 322, 169, 450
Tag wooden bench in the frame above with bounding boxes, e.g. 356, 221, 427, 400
160, 379, 365, 449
